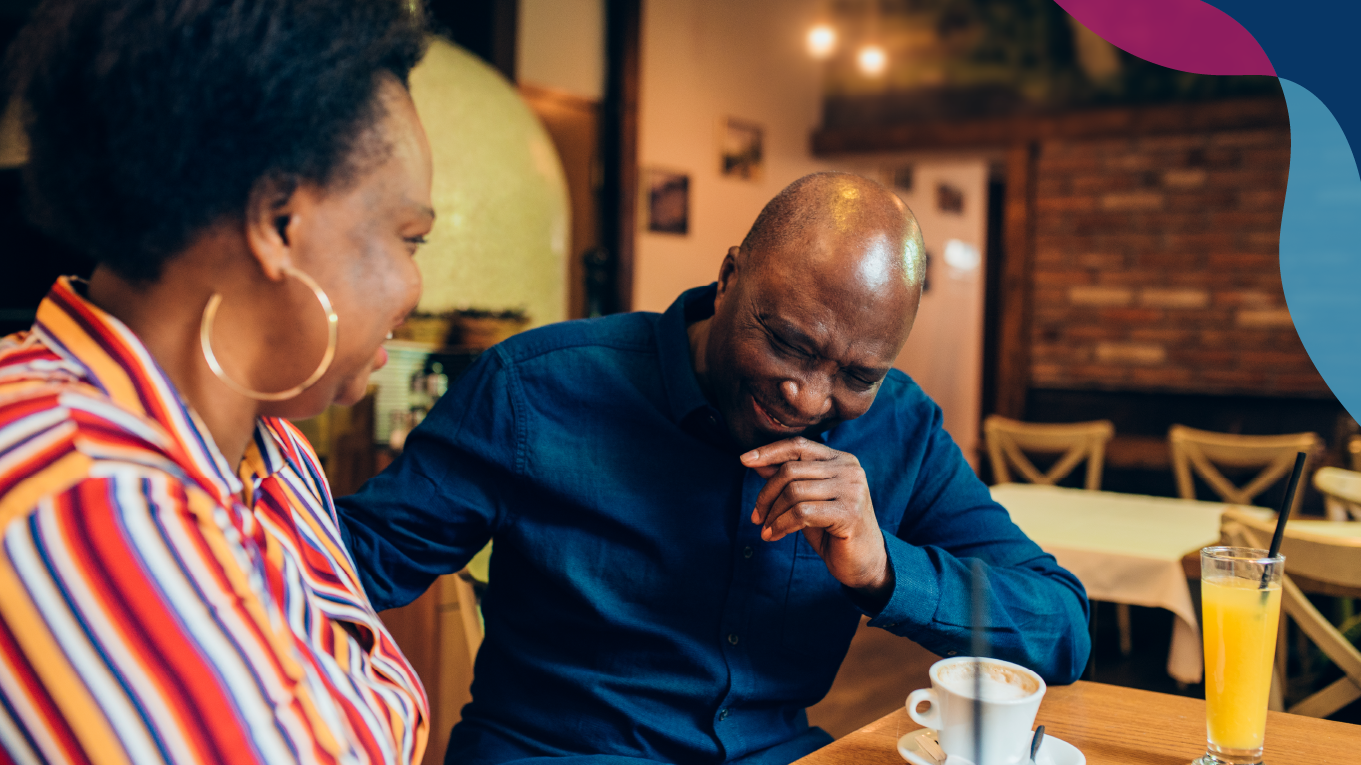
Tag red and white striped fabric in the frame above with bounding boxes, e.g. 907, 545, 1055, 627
0, 277, 427, 764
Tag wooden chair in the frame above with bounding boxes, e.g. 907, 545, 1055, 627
1221, 508, 1361, 718
982, 416, 1128, 654
983, 416, 1115, 491
1348, 435, 1361, 473
1168, 425, 1322, 514
444, 571, 484, 669
1314, 467, 1361, 522
378, 543, 490, 765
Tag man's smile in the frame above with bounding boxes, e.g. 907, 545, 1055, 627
750, 392, 812, 434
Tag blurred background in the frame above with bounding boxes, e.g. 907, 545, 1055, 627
4, 2, 1357, 761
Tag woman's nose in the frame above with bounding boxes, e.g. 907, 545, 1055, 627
780, 378, 833, 420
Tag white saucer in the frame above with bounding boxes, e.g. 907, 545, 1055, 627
896, 728, 1085, 765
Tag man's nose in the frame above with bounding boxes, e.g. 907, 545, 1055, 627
780, 378, 833, 420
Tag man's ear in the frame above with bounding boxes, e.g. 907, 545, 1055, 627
243, 175, 301, 281
714, 246, 741, 310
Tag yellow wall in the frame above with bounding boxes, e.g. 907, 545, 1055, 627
408, 39, 569, 326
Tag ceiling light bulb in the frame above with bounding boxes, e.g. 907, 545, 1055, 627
858, 45, 887, 76
807, 24, 837, 59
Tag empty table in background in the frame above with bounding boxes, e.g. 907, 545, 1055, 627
990, 482, 1258, 685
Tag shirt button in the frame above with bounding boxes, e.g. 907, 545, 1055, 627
883, 621, 897, 628
727, 633, 740, 645
719, 708, 729, 721
947, 651, 958, 656
743, 546, 753, 559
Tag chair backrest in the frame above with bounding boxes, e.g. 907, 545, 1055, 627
1220, 507, 1361, 718
1348, 435, 1361, 473
1221, 507, 1361, 591
1168, 425, 1321, 513
1314, 466, 1361, 522
983, 415, 1114, 490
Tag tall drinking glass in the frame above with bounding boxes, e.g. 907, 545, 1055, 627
1196, 546, 1284, 765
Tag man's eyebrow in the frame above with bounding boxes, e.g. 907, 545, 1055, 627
759, 314, 819, 351
847, 364, 892, 380
417, 204, 436, 221
760, 313, 891, 379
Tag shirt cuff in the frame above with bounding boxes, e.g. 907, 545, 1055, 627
862, 532, 940, 632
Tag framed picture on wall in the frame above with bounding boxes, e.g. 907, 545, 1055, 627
643, 167, 690, 235
719, 117, 763, 181
937, 182, 964, 214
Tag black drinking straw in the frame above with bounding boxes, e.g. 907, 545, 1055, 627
1261, 451, 1307, 590
971, 559, 989, 765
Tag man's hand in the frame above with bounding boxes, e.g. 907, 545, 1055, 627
742, 437, 894, 602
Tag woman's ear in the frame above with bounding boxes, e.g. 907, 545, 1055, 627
244, 175, 301, 281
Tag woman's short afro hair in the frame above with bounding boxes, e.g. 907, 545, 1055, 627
6, 0, 428, 280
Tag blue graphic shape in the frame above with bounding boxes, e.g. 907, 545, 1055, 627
1278, 79, 1361, 421
1206, 2, 1361, 181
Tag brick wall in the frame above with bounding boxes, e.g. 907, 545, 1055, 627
1028, 125, 1329, 396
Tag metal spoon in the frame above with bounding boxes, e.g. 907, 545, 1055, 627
1029, 725, 1046, 764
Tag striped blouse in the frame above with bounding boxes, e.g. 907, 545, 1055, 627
0, 278, 427, 764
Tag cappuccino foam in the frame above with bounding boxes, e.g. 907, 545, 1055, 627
937, 662, 1038, 701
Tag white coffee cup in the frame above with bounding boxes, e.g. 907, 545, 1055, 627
906, 657, 1046, 765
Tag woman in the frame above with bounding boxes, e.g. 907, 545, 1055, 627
0, 1, 434, 762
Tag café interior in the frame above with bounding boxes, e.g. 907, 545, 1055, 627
2, 1, 1359, 763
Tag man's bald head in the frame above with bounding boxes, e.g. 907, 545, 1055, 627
738, 171, 925, 293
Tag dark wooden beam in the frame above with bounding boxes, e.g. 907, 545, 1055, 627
812, 97, 1289, 155
994, 142, 1036, 420
599, 0, 641, 313
429, 0, 518, 82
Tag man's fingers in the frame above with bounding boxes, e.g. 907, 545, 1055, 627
762, 500, 839, 542
740, 437, 836, 468
751, 461, 837, 523
758, 478, 839, 534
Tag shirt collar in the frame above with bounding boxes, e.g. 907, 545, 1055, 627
655, 284, 744, 450
238, 419, 292, 503
34, 276, 249, 500
655, 284, 719, 425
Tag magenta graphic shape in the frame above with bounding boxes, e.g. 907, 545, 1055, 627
1054, 0, 1275, 77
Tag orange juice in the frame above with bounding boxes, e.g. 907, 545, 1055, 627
1202, 576, 1282, 751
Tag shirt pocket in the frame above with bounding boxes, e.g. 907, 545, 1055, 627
781, 535, 863, 659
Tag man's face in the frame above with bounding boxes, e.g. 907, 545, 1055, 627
703, 234, 918, 452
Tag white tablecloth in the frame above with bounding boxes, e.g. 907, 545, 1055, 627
989, 483, 1258, 684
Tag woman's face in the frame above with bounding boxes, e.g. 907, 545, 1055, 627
259, 77, 433, 418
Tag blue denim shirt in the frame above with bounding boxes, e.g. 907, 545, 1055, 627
337, 285, 1090, 764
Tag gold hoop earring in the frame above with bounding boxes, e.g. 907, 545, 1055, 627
200, 266, 339, 401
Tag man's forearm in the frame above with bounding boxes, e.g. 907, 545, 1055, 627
862, 535, 1091, 684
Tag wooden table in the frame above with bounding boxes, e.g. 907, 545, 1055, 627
794, 681, 1361, 764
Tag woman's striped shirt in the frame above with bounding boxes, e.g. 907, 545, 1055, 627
0, 278, 427, 764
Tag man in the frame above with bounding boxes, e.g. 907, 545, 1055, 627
338, 172, 1090, 764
